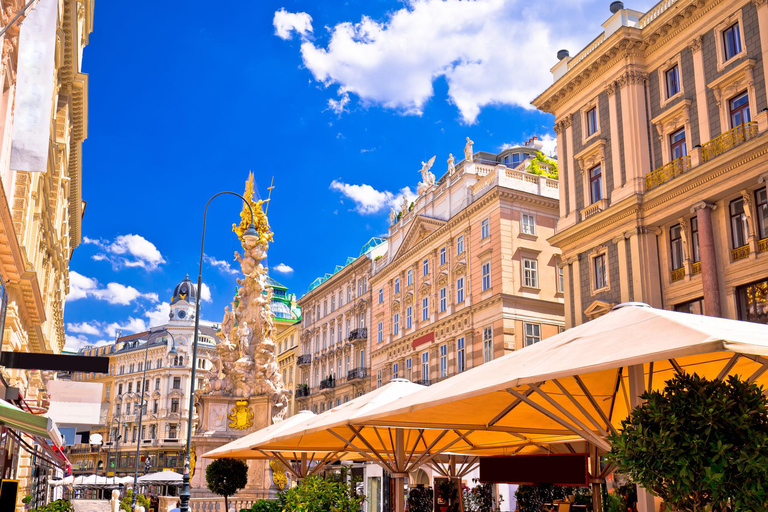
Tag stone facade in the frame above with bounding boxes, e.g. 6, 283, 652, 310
275, 321, 298, 417
535, 0, 768, 328
370, 141, 564, 390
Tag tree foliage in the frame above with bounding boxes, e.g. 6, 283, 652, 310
527, 151, 558, 180
463, 479, 501, 512
241, 499, 282, 512
30, 500, 73, 512
120, 489, 150, 512
407, 485, 433, 512
609, 373, 768, 512
279, 474, 364, 512
206, 457, 249, 511
515, 484, 570, 512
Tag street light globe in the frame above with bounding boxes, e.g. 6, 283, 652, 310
242, 223, 259, 245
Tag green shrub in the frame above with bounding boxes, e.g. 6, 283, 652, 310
515, 484, 569, 512
609, 373, 768, 512
241, 499, 282, 512
206, 457, 249, 512
279, 474, 364, 512
31, 500, 73, 512
407, 485, 433, 512
463, 479, 501, 512
120, 490, 150, 512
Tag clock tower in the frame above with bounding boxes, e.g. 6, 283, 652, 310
168, 275, 197, 353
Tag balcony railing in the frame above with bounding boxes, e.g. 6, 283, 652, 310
646, 156, 691, 191
348, 328, 368, 341
692, 261, 702, 275
295, 385, 310, 398
731, 245, 750, 262
297, 354, 311, 365
670, 268, 685, 282
701, 122, 758, 163
758, 238, 768, 254
319, 378, 336, 390
347, 368, 368, 381
413, 379, 431, 386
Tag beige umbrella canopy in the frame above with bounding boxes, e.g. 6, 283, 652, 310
202, 410, 360, 480
357, 304, 768, 511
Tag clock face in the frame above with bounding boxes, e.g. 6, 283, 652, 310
178, 310, 187, 319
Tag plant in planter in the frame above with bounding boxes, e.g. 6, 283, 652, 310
407, 485, 433, 512
31, 500, 74, 512
609, 373, 768, 512
464, 479, 501, 512
206, 457, 249, 512
436, 479, 460, 512
515, 484, 570, 512
280, 474, 364, 512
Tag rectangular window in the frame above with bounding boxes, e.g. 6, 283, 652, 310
757, 189, 768, 240
439, 344, 448, 379
423, 259, 429, 276
421, 352, 430, 383
691, 217, 700, 263
422, 297, 429, 321
331, 296, 335, 312
394, 278, 400, 294
737, 278, 768, 324
406, 306, 412, 329
155, 378, 160, 390
378, 289, 383, 304
377, 370, 382, 388
105, 385, 111, 399
438, 247, 446, 267
523, 258, 538, 288
456, 278, 465, 303
669, 128, 687, 160
128, 383, 132, 393
586, 107, 598, 136
594, 254, 607, 290
407, 269, 413, 286
392, 362, 399, 380
170, 399, 179, 413
521, 213, 536, 235
405, 358, 412, 380
483, 327, 493, 363
456, 337, 465, 373
393, 313, 399, 335
557, 266, 564, 293
439, 287, 447, 312
590, 165, 602, 204
730, 197, 749, 249
723, 22, 742, 61
377, 322, 383, 343
482, 262, 491, 291
729, 91, 751, 128
481, 218, 490, 239
153, 400, 158, 414
524, 323, 541, 347
118, 384, 123, 395
457, 235, 465, 255
665, 65, 680, 98
670, 224, 684, 270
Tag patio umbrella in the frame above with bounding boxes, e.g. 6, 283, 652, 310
137, 470, 183, 486
358, 303, 768, 511
261, 380, 537, 512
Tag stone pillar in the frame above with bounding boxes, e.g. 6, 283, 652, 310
689, 36, 710, 144
613, 235, 631, 303
571, 257, 583, 326
555, 121, 568, 220
562, 260, 574, 329
618, 70, 651, 194
564, 116, 578, 229
606, 81, 624, 199
691, 202, 722, 317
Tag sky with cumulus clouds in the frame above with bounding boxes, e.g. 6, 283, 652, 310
64, 0, 657, 351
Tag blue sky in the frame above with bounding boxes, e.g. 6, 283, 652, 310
63, 0, 657, 350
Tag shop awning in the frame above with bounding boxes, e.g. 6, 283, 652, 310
0, 398, 63, 447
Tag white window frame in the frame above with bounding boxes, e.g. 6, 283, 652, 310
421, 352, 430, 382
377, 322, 383, 343
439, 344, 448, 378
482, 262, 491, 291
440, 247, 446, 266
456, 337, 465, 373
423, 258, 429, 276
393, 313, 399, 335
407, 269, 413, 286
456, 277, 465, 303
406, 306, 412, 329
406, 358, 412, 380
439, 287, 447, 313
394, 278, 400, 294
422, 297, 429, 321
557, 266, 564, 294
378, 289, 383, 304
392, 362, 399, 380
483, 327, 493, 363
523, 258, 539, 289
457, 235, 465, 255
524, 323, 541, 347
521, 213, 536, 235
377, 369, 382, 388
715, 12, 747, 72
481, 218, 490, 240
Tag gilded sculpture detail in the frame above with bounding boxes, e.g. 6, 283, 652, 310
228, 400, 255, 430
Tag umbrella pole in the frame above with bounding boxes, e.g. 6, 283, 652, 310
394, 429, 406, 512
628, 365, 656, 512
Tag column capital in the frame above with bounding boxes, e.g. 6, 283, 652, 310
758, 172, 768, 184
612, 235, 626, 245
690, 201, 716, 213
753, 0, 767, 8
604, 81, 617, 96
688, 35, 703, 53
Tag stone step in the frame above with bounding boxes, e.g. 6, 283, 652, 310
72, 499, 111, 512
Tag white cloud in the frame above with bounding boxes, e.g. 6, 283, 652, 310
145, 302, 171, 328
273, 263, 294, 274
106, 317, 147, 338
328, 90, 350, 115
64, 334, 89, 352
66, 271, 157, 306
88, 234, 165, 271
277, 0, 657, 123
201, 283, 212, 303
330, 181, 417, 215
273, 8, 313, 40
66, 322, 100, 336
204, 254, 239, 275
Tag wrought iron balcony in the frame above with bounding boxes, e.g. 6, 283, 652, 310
295, 385, 310, 398
731, 245, 750, 262
413, 379, 431, 386
297, 354, 311, 365
319, 378, 336, 390
348, 328, 368, 341
759, 238, 768, 254
645, 156, 691, 191
670, 267, 685, 283
347, 368, 368, 381
701, 122, 758, 163
691, 261, 702, 275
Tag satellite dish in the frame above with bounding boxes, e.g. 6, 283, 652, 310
89, 433, 103, 445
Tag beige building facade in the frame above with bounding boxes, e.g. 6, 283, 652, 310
0, 0, 93, 505
296, 239, 387, 413
370, 142, 564, 389
276, 320, 299, 417
535, 0, 768, 327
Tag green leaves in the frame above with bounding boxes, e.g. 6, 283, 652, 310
608, 373, 768, 512
279, 474, 365, 512
206, 457, 249, 501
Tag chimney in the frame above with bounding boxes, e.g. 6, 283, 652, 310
557, 49, 570, 61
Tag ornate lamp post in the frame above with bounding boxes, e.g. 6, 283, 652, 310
178, 192, 259, 512
131, 332, 177, 511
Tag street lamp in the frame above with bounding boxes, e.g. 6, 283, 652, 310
178, 191, 258, 512
131, 331, 178, 511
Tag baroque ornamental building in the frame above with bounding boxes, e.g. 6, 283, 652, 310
534, 0, 768, 327
370, 139, 564, 389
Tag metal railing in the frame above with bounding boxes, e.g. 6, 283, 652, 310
731, 245, 750, 262
759, 238, 768, 253
670, 268, 685, 282
348, 328, 368, 341
701, 122, 758, 163
645, 156, 691, 191
295, 385, 310, 398
413, 379, 431, 386
319, 378, 336, 390
347, 367, 368, 381
297, 354, 311, 365
691, 261, 702, 275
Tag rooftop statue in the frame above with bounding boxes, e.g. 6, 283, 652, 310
417, 155, 436, 195
464, 137, 474, 163
447, 153, 455, 175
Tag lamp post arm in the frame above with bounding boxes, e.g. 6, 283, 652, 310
179, 191, 256, 512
